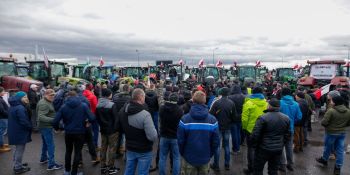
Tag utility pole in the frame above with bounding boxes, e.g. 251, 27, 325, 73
212, 47, 218, 65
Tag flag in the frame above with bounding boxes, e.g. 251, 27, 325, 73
344, 61, 350, 67
313, 84, 331, 100
198, 58, 204, 67
255, 60, 261, 67
99, 56, 104, 67
42, 48, 49, 69
179, 59, 184, 65
83, 57, 91, 74
216, 60, 223, 67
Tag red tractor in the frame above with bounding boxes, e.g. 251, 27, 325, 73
298, 60, 349, 90
0, 56, 42, 94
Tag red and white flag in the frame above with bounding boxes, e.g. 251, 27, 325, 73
179, 59, 184, 65
42, 48, 49, 69
198, 58, 204, 67
99, 56, 104, 67
344, 61, 350, 67
216, 60, 223, 67
255, 60, 261, 67
313, 84, 331, 100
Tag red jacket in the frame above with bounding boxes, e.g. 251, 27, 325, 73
83, 90, 97, 114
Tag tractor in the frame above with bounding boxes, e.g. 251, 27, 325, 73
274, 68, 298, 92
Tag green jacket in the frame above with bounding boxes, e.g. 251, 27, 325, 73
321, 105, 350, 134
304, 93, 315, 111
36, 98, 55, 128
242, 94, 268, 133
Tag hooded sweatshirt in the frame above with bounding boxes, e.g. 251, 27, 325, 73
53, 96, 95, 134
280, 95, 302, 133
159, 102, 184, 138
321, 105, 350, 134
82, 90, 97, 114
177, 104, 220, 166
120, 101, 157, 153
96, 98, 117, 135
241, 93, 268, 133
228, 85, 246, 122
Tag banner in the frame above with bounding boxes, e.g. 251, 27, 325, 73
310, 64, 336, 80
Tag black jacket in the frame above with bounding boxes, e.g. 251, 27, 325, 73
0, 96, 9, 119
209, 96, 237, 130
112, 92, 131, 113
169, 68, 177, 77
295, 99, 309, 126
182, 100, 193, 114
228, 85, 245, 122
96, 98, 118, 135
28, 89, 39, 110
159, 102, 184, 138
145, 90, 159, 114
251, 109, 290, 152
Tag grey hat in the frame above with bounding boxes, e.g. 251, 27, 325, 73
328, 90, 340, 99
268, 98, 280, 108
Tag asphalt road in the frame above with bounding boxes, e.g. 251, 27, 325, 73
1, 121, 350, 175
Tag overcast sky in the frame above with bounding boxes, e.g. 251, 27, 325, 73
0, 0, 350, 67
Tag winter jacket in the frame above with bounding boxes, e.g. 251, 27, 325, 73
169, 68, 177, 77
8, 96, 32, 145
28, 89, 40, 110
182, 100, 193, 114
119, 101, 158, 153
177, 104, 220, 166
321, 105, 350, 134
241, 94, 268, 133
96, 98, 118, 135
228, 85, 246, 122
209, 96, 237, 130
295, 99, 309, 126
251, 108, 290, 152
83, 90, 97, 114
145, 90, 159, 114
304, 93, 315, 111
36, 98, 55, 128
0, 96, 9, 119
53, 96, 95, 134
159, 102, 184, 139
112, 92, 131, 113
280, 95, 302, 133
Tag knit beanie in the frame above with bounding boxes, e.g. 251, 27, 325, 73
15, 91, 26, 99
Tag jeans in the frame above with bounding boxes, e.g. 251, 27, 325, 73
31, 109, 38, 130
0, 119, 8, 146
213, 130, 231, 167
152, 112, 159, 132
124, 150, 153, 175
322, 133, 346, 168
254, 148, 281, 175
65, 134, 85, 175
230, 122, 241, 152
81, 127, 97, 161
303, 120, 308, 143
280, 133, 293, 167
13, 144, 26, 170
159, 137, 180, 175
40, 128, 56, 167
170, 77, 177, 85
92, 121, 99, 147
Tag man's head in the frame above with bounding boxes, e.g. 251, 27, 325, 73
132, 88, 146, 104
327, 90, 342, 106
102, 88, 112, 99
281, 87, 292, 97
122, 84, 130, 93
252, 87, 263, 94
192, 91, 206, 105
268, 98, 280, 110
219, 87, 230, 97
0, 87, 5, 97
30, 84, 39, 92
44, 89, 56, 102
295, 91, 305, 101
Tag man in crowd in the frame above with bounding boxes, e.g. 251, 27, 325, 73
37, 89, 63, 170
178, 91, 220, 175
28, 84, 40, 131
119, 88, 158, 175
251, 98, 290, 175
294, 92, 309, 153
0, 87, 10, 153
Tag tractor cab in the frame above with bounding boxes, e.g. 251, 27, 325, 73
27, 60, 68, 87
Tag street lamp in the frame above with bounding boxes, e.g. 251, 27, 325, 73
344, 45, 350, 77
212, 47, 218, 64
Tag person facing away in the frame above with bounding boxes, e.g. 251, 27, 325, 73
158, 93, 184, 175
119, 88, 158, 175
36, 89, 63, 170
0, 86, 10, 153
28, 84, 40, 131
8, 91, 32, 174
52, 90, 95, 175
316, 91, 350, 175
177, 91, 220, 175
294, 92, 309, 153
250, 98, 290, 175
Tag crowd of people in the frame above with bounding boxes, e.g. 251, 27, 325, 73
0, 76, 350, 175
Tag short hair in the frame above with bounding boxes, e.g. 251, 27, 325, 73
101, 88, 112, 98
0, 87, 4, 93
281, 87, 292, 96
132, 88, 145, 101
192, 91, 206, 105
122, 84, 130, 92
252, 87, 263, 94
68, 91, 77, 97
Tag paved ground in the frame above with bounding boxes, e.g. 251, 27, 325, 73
1, 121, 350, 175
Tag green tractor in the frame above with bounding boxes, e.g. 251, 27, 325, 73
274, 68, 297, 91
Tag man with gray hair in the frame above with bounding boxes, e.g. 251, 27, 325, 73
119, 88, 158, 175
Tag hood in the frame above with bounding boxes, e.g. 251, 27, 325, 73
281, 95, 295, 105
248, 97, 268, 108
65, 96, 81, 108
249, 93, 265, 100
164, 102, 178, 110
97, 98, 112, 108
189, 104, 209, 120
83, 90, 94, 98
145, 90, 156, 98
8, 96, 24, 107
126, 101, 145, 115
334, 105, 348, 113
231, 85, 242, 95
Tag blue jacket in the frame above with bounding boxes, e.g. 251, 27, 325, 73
7, 96, 32, 145
280, 95, 302, 133
53, 96, 95, 134
177, 104, 220, 166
